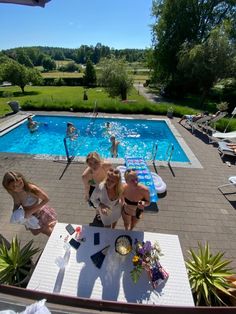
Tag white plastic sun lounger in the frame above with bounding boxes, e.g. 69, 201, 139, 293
218, 141, 236, 158
188, 115, 212, 133
205, 112, 228, 134
213, 131, 236, 139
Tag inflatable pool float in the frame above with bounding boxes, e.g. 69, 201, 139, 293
151, 172, 167, 196
117, 163, 167, 198
116, 165, 127, 183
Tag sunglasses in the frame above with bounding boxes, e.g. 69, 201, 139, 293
108, 168, 120, 175
124, 168, 136, 175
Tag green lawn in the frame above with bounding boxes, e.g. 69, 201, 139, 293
1, 85, 234, 132
0, 85, 150, 116
41, 71, 84, 78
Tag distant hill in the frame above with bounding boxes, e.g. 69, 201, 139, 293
1, 43, 146, 68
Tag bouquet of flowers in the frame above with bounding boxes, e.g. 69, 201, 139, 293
130, 239, 169, 288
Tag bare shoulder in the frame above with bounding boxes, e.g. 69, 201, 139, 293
29, 183, 43, 195
139, 183, 149, 192
122, 183, 128, 191
82, 166, 92, 177
103, 162, 112, 170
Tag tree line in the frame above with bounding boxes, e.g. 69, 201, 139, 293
1, 43, 146, 69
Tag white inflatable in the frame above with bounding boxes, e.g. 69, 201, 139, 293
116, 165, 127, 183
151, 172, 167, 195
116, 165, 127, 173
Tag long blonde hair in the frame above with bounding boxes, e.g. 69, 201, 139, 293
2, 171, 37, 195
86, 152, 102, 165
105, 168, 123, 199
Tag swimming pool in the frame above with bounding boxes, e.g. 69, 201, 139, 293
0, 115, 189, 162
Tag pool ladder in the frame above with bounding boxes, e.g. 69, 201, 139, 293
166, 143, 174, 163
152, 142, 174, 164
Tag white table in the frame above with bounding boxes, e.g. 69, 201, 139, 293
27, 223, 194, 306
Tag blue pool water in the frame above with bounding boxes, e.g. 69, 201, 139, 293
0, 115, 189, 162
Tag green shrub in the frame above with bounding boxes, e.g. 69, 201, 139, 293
186, 242, 234, 306
0, 237, 40, 287
54, 78, 65, 86
2, 91, 13, 98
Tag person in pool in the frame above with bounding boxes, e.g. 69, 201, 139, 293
82, 152, 112, 221
27, 116, 39, 133
110, 135, 120, 158
103, 121, 112, 136
121, 169, 150, 230
66, 122, 79, 140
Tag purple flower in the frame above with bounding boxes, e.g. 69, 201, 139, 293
137, 247, 145, 255
143, 241, 152, 253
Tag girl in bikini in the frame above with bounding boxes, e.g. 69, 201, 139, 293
2, 171, 57, 236
82, 152, 112, 219
121, 169, 150, 230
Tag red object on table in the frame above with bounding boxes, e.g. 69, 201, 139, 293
75, 226, 81, 234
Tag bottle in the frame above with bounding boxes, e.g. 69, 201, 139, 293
136, 201, 144, 219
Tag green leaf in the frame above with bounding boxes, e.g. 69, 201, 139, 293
130, 266, 143, 284
186, 241, 234, 306
0, 236, 40, 286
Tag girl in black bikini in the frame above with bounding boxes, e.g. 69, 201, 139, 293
121, 169, 150, 230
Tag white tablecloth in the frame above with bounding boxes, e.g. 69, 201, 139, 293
27, 223, 194, 306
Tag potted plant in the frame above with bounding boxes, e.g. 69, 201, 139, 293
186, 242, 234, 306
0, 236, 40, 287
217, 101, 229, 112
167, 106, 174, 118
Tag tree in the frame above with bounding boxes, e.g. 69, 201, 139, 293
178, 25, 235, 104
83, 58, 96, 86
1, 60, 42, 93
16, 49, 33, 68
42, 56, 56, 71
59, 61, 79, 72
98, 57, 133, 100
151, 0, 236, 86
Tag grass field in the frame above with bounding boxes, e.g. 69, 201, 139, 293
41, 72, 84, 78
0, 85, 149, 116
41, 71, 148, 82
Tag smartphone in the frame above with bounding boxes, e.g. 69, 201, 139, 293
65, 224, 75, 235
94, 232, 100, 245
69, 238, 81, 250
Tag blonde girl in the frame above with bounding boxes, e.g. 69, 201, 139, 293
90, 168, 123, 228
121, 169, 150, 230
2, 171, 57, 236
82, 152, 111, 216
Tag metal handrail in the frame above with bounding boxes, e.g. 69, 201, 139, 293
63, 137, 71, 162
152, 142, 158, 162
166, 143, 174, 163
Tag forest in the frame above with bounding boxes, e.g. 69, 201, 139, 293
1, 44, 146, 67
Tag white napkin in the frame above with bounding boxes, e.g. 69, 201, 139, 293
10, 206, 40, 229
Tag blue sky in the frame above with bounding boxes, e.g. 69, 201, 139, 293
0, 0, 154, 50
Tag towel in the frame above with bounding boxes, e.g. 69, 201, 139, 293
10, 206, 40, 229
